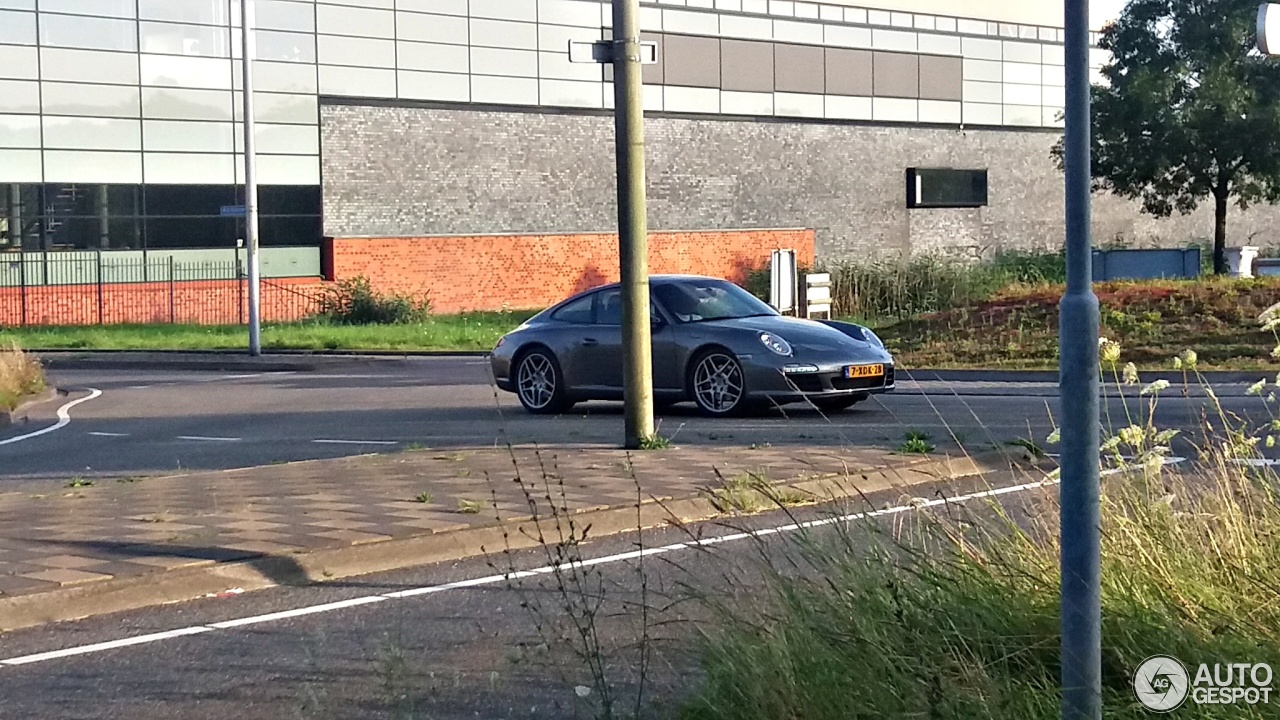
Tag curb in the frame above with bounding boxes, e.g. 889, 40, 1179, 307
900, 369, 1278, 384
0, 450, 1021, 632
0, 388, 58, 430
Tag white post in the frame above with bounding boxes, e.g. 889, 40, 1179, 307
240, 0, 261, 356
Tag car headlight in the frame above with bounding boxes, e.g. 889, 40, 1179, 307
759, 332, 792, 356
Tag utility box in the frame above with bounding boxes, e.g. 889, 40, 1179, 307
769, 248, 798, 315
801, 272, 832, 319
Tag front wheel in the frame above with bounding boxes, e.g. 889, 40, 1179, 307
689, 350, 749, 417
514, 349, 572, 414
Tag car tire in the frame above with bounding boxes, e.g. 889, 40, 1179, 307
688, 349, 751, 417
514, 348, 572, 414
811, 394, 867, 413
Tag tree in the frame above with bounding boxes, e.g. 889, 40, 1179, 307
1052, 0, 1280, 274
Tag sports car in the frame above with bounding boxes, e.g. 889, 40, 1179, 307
490, 274, 895, 416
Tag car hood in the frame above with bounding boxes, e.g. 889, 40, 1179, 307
701, 315, 882, 353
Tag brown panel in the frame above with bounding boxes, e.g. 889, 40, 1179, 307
872, 51, 919, 99
720, 39, 774, 93
774, 43, 824, 94
824, 47, 872, 96
918, 54, 962, 101
662, 34, 720, 88
603, 31, 664, 84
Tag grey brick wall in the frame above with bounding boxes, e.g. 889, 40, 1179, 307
321, 103, 1280, 260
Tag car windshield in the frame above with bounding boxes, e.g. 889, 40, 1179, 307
653, 279, 779, 323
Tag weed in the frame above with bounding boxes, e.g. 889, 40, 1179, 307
65, 477, 93, 488
315, 276, 431, 325
712, 470, 809, 514
638, 433, 671, 450
412, 491, 433, 504
897, 430, 935, 454
456, 498, 483, 514
0, 343, 45, 412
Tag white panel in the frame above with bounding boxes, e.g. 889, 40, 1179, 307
318, 35, 396, 68
774, 91, 824, 118
1003, 83, 1041, 105
142, 87, 234, 121
917, 33, 960, 56
824, 24, 871, 49
774, 19, 824, 44
396, 11, 470, 46
794, 3, 819, 19
1003, 41, 1041, 63
818, 4, 840, 21
143, 119, 235, 152
644, 83, 663, 111
318, 65, 397, 97
919, 99, 961, 123
962, 80, 1002, 104
961, 37, 1002, 61
1043, 106, 1064, 127
1002, 62, 1040, 85
318, 0, 393, 9
397, 41, 470, 74
233, 92, 318, 124
0, 149, 40, 181
141, 54, 232, 89
471, 75, 539, 105
539, 50, 603, 81
43, 117, 141, 150
0, 114, 39, 147
962, 101, 1002, 125
1042, 64, 1065, 86
769, 0, 795, 16
914, 14, 935, 30
872, 97, 916, 122
1003, 104, 1041, 126
721, 14, 773, 40
890, 11, 913, 28
663, 85, 719, 113
537, 0, 600, 27
470, 47, 538, 77
471, 0, 537, 21
248, 61, 319, 93
1043, 85, 1065, 107
143, 152, 234, 184
663, 9, 718, 34
741, 0, 768, 13
0, 79, 39, 113
397, 69, 470, 101
824, 94, 871, 120
537, 23, 601, 52
396, 0, 468, 16
867, 9, 890, 25
233, 123, 319, 154
871, 29, 916, 52
0, 45, 37, 79
963, 58, 1001, 82
0, 9, 35, 45
1042, 44, 1064, 65
470, 18, 538, 50
539, 78, 604, 108
843, 7, 866, 24
1089, 47, 1110, 68
935, 17, 956, 33
317, 4, 395, 38
720, 90, 773, 115
40, 82, 140, 118
689, 0, 715, 8
956, 19, 986, 35
39, 48, 137, 84
45, 150, 141, 183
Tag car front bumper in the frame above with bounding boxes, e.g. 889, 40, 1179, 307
744, 359, 896, 402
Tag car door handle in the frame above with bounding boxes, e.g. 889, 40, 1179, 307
581, 338, 598, 346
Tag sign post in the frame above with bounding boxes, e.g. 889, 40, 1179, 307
240, 0, 262, 357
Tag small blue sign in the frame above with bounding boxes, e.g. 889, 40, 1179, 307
220, 205, 246, 217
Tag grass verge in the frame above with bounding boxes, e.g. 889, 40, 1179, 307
0, 311, 537, 352
0, 344, 46, 411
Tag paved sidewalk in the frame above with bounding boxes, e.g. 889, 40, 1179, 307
0, 442, 1006, 631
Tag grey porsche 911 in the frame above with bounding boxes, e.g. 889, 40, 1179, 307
490, 275, 895, 416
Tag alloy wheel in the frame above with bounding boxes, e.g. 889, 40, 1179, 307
517, 352, 557, 410
693, 352, 744, 414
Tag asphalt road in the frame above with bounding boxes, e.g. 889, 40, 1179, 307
0, 470, 1051, 720
0, 357, 1270, 489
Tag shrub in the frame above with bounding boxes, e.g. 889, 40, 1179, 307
0, 343, 45, 411
315, 276, 431, 325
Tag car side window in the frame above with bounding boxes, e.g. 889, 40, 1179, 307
550, 294, 594, 323
596, 289, 622, 325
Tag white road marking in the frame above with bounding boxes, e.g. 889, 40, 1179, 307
175, 436, 241, 443
127, 385, 150, 390
0, 457, 1189, 669
87, 432, 129, 438
312, 439, 399, 446
0, 389, 102, 447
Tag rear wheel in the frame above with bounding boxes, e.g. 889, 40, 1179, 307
514, 348, 572, 414
689, 349, 749, 417
811, 394, 867, 413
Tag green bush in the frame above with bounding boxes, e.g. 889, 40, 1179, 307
315, 276, 431, 325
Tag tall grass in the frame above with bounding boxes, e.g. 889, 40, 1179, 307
0, 343, 45, 411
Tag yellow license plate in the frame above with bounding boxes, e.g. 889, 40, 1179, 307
844, 364, 884, 379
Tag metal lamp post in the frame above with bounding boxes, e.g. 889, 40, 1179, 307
240, 0, 262, 356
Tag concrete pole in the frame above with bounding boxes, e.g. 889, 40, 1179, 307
6, 185, 19, 249
96, 185, 110, 249
611, 0, 655, 449
241, 0, 262, 356
1059, 1, 1102, 718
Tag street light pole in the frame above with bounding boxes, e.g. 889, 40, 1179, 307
1060, 1, 1102, 718
611, 0, 655, 450
240, 0, 262, 357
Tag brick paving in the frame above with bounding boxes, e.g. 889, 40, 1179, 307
0, 443, 928, 602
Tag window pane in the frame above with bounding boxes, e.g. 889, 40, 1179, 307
0, 79, 40, 113
318, 35, 395, 67
259, 214, 320, 246
43, 150, 142, 183
233, 92, 317, 124
259, 185, 320, 215
0, 149, 41, 182
43, 116, 141, 150
144, 216, 236, 248
595, 288, 622, 324
141, 54, 234, 90
39, 14, 138, 52
143, 86, 234, 121
246, 61, 318, 93
40, 0, 135, 17
140, 21, 232, 57
907, 168, 989, 208
0, 45, 38, 79
38, 48, 138, 84
42, 82, 140, 118
258, 0, 315, 33
249, 154, 318, 185
138, 0, 230, 26
143, 152, 236, 184
241, 30, 316, 63
316, 4, 394, 38
232, 122, 317, 154
0, 114, 40, 147
0, 0, 35, 9
551, 294, 594, 323
144, 119, 235, 152
145, 184, 235, 216
0, 9, 36, 44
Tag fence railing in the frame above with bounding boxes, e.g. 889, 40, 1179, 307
0, 251, 326, 327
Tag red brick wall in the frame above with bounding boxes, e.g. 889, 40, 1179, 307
323, 228, 815, 314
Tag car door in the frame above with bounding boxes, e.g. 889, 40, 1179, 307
581, 288, 680, 395
546, 291, 599, 390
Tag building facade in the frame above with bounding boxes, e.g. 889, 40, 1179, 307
1, 0, 1276, 311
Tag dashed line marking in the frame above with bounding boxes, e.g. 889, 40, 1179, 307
175, 436, 241, 443
87, 432, 129, 438
312, 439, 399, 446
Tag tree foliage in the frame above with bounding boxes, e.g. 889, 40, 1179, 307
1053, 0, 1280, 273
